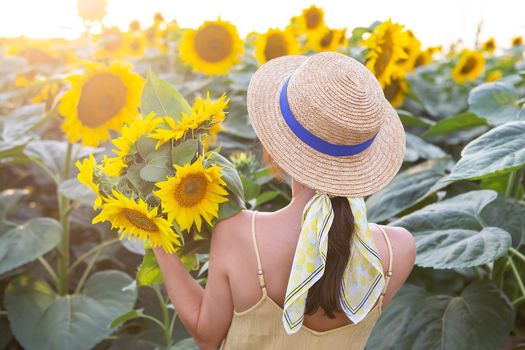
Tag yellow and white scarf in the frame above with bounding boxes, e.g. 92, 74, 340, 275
282, 192, 385, 334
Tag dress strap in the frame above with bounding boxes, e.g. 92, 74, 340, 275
373, 223, 393, 297
251, 211, 267, 296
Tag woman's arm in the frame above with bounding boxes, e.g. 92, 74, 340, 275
153, 219, 234, 349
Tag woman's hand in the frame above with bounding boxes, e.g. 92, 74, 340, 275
152, 219, 234, 349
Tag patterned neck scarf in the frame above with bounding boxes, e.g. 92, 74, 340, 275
282, 192, 385, 334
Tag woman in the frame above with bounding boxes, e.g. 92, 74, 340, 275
154, 52, 416, 349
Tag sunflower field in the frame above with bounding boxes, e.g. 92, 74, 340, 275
0, 2, 525, 349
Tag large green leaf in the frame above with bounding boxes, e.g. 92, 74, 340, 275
367, 280, 515, 350
58, 178, 97, 207
5, 271, 137, 350
481, 196, 525, 248
391, 190, 511, 269
366, 157, 452, 222
141, 69, 191, 120
2, 104, 44, 144
140, 149, 172, 183
468, 81, 525, 125
0, 218, 62, 274
405, 132, 447, 162
448, 121, 525, 181
421, 112, 486, 138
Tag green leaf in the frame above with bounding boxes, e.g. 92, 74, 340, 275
397, 109, 434, 128
207, 152, 244, 200
366, 157, 452, 222
2, 104, 44, 143
4, 271, 137, 350
140, 151, 171, 183
0, 218, 62, 274
448, 121, 525, 181
367, 280, 515, 350
171, 139, 198, 166
422, 112, 486, 138
468, 81, 525, 125
218, 194, 244, 221
136, 249, 163, 286
254, 191, 280, 207
240, 174, 261, 200
481, 196, 525, 248
172, 338, 199, 350
405, 132, 447, 162
391, 190, 511, 269
110, 308, 145, 328
141, 69, 191, 120
136, 135, 158, 160
58, 178, 97, 207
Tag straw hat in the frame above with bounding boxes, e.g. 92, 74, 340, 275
247, 52, 406, 197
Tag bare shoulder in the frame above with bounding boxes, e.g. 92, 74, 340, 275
372, 224, 416, 305
210, 209, 254, 251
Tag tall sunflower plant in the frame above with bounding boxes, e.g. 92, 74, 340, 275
76, 68, 245, 284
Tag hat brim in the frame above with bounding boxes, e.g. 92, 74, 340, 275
247, 55, 406, 197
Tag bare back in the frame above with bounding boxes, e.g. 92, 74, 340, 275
222, 208, 416, 333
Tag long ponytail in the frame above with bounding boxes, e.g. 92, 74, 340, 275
304, 196, 355, 318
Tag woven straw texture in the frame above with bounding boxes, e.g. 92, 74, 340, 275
247, 52, 406, 197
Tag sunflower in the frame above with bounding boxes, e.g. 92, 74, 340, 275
306, 26, 346, 52
77, 0, 107, 22
129, 20, 141, 32
93, 26, 127, 59
396, 30, 421, 74
254, 28, 300, 64
150, 92, 229, 149
486, 70, 503, 82
125, 32, 148, 57
481, 37, 496, 54
451, 49, 485, 84
512, 36, 523, 47
31, 81, 60, 111
362, 19, 409, 87
58, 61, 145, 146
179, 18, 244, 75
154, 156, 229, 232
383, 76, 409, 108
93, 190, 180, 253
297, 5, 325, 34
414, 47, 438, 67
76, 153, 103, 210
103, 112, 163, 176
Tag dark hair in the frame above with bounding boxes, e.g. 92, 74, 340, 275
259, 144, 355, 318
304, 196, 355, 318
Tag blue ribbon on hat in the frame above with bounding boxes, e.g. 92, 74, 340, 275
279, 77, 378, 157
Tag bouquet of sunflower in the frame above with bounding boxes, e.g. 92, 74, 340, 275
74, 68, 245, 266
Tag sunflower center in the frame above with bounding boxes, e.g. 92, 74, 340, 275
460, 56, 477, 74
124, 209, 159, 232
194, 24, 232, 62
265, 33, 288, 61
175, 173, 208, 207
320, 30, 334, 48
77, 73, 128, 128
305, 10, 321, 29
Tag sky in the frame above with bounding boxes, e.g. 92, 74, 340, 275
0, 0, 524, 48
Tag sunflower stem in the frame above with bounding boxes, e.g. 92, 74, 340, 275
69, 238, 119, 273
153, 285, 172, 347
74, 249, 101, 294
57, 142, 73, 295
38, 256, 59, 287
507, 256, 525, 301
510, 247, 525, 265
